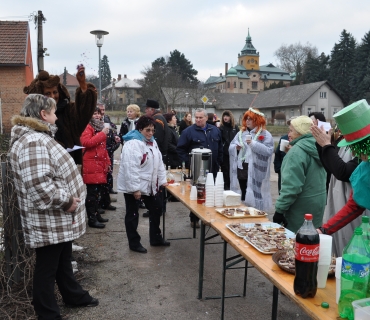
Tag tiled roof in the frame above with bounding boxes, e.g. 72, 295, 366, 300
0, 21, 29, 65
58, 72, 79, 86
102, 77, 141, 90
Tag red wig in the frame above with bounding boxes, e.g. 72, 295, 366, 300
241, 108, 266, 132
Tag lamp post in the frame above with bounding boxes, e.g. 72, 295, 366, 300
90, 30, 109, 102
185, 92, 189, 120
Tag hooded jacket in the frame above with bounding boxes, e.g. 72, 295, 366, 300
8, 116, 87, 248
275, 133, 326, 232
117, 130, 166, 195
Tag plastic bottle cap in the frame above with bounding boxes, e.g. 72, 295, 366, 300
304, 213, 313, 220
362, 216, 370, 223
321, 302, 329, 308
354, 227, 363, 235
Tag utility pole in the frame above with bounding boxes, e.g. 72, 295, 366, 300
37, 10, 46, 73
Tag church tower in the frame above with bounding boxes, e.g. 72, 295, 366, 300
238, 28, 260, 71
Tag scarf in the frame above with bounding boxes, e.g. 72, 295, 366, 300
89, 118, 104, 132
123, 130, 154, 144
128, 119, 136, 132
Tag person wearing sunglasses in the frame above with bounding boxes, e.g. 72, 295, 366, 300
117, 116, 169, 253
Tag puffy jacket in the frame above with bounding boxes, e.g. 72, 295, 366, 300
117, 131, 166, 195
275, 133, 326, 232
219, 122, 238, 156
80, 124, 111, 184
167, 126, 181, 168
8, 116, 87, 248
176, 123, 223, 176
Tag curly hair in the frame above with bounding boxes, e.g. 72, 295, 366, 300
20, 94, 56, 120
135, 115, 156, 131
163, 113, 175, 123
241, 108, 266, 132
126, 104, 141, 117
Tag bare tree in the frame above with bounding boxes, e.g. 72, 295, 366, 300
274, 42, 318, 74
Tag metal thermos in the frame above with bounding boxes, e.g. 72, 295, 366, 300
189, 147, 212, 185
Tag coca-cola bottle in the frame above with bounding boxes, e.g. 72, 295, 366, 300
294, 213, 320, 298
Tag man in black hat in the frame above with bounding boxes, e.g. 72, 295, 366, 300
143, 99, 169, 218
144, 99, 169, 160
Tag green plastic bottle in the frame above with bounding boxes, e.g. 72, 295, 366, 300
360, 216, 370, 247
338, 228, 370, 320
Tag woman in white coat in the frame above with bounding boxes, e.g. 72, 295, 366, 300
117, 116, 169, 253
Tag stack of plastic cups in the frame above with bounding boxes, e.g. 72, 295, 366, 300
316, 234, 333, 288
205, 173, 214, 207
335, 257, 342, 304
214, 172, 224, 207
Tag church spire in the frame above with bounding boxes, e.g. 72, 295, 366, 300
240, 28, 257, 56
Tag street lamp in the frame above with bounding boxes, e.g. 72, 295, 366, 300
90, 29, 109, 102
185, 92, 189, 119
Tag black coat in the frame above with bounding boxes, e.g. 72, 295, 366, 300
119, 117, 138, 144
167, 126, 181, 168
152, 111, 169, 156
273, 134, 288, 173
179, 120, 190, 135
219, 122, 238, 157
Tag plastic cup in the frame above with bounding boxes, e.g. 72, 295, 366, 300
280, 139, 289, 152
245, 134, 252, 141
206, 173, 214, 185
216, 172, 224, 185
317, 264, 330, 288
336, 257, 342, 304
104, 123, 110, 129
190, 186, 197, 200
316, 234, 332, 288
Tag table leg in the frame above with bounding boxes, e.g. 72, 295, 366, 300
221, 240, 227, 320
162, 210, 166, 240
197, 221, 206, 299
272, 285, 279, 320
243, 260, 248, 297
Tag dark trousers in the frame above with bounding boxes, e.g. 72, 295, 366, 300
221, 156, 231, 190
86, 184, 102, 218
238, 179, 248, 201
124, 190, 164, 248
99, 183, 111, 209
33, 241, 91, 319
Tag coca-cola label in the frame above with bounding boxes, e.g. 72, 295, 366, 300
295, 242, 319, 262
341, 258, 370, 279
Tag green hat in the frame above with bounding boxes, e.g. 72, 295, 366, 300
335, 99, 370, 147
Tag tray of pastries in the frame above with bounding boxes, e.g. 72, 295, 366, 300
216, 207, 268, 218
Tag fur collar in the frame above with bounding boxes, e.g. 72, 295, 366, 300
11, 115, 51, 132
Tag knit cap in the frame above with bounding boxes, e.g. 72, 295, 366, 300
290, 116, 313, 135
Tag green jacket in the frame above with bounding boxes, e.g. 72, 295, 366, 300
275, 134, 326, 233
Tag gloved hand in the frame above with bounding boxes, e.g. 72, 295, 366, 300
273, 212, 288, 227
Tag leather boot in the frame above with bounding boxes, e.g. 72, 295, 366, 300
97, 213, 109, 223
88, 216, 105, 228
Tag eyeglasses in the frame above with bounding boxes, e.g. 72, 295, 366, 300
246, 117, 254, 121
143, 128, 155, 133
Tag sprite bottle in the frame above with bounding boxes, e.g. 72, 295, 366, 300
338, 227, 370, 320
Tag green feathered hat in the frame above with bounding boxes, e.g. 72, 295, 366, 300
335, 99, 370, 147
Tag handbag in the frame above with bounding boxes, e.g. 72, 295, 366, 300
237, 162, 249, 180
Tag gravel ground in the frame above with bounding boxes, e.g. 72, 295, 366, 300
59, 151, 312, 320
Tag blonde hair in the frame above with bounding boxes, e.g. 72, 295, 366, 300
126, 104, 141, 117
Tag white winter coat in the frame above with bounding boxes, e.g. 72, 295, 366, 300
117, 139, 166, 195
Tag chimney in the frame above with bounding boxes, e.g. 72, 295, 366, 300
225, 63, 228, 76
124, 74, 127, 78
118, 74, 121, 81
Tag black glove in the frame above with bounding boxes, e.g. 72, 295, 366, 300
273, 212, 288, 227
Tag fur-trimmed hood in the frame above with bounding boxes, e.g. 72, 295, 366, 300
10, 115, 58, 148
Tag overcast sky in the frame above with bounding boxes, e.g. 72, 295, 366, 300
2, 0, 370, 82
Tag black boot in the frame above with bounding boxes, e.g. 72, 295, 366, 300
88, 216, 105, 228
97, 213, 109, 223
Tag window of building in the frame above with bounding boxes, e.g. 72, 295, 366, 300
333, 107, 339, 115
320, 92, 327, 99
227, 82, 230, 88
321, 108, 325, 115
119, 98, 123, 103
290, 109, 294, 117
234, 82, 236, 88
241, 60, 243, 65
240, 82, 243, 89
252, 81, 258, 90
307, 108, 312, 115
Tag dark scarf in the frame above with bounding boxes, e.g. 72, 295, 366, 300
90, 118, 104, 132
